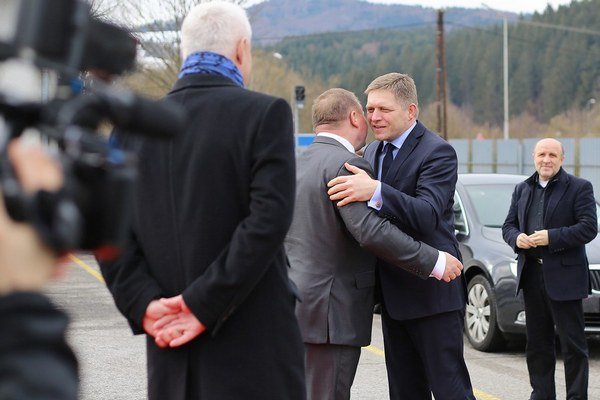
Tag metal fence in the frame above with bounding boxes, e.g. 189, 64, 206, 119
295, 134, 600, 200
449, 138, 600, 200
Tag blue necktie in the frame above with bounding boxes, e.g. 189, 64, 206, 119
380, 143, 396, 180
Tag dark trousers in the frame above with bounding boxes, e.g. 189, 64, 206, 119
521, 260, 589, 400
381, 307, 475, 400
304, 343, 361, 400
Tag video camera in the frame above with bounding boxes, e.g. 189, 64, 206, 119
0, 0, 185, 260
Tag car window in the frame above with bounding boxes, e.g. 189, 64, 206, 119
453, 192, 469, 235
463, 184, 516, 228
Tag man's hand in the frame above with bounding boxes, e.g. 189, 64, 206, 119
143, 299, 177, 348
529, 230, 549, 247
327, 163, 378, 207
516, 232, 537, 249
153, 295, 206, 348
441, 252, 463, 283
9, 139, 63, 192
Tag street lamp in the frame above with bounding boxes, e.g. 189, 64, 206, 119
482, 3, 509, 140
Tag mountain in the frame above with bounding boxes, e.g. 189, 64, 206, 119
248, 0, 519, 42
267, 0, 600, 126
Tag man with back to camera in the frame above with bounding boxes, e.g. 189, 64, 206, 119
98, 2, 305, 399
326, 73, 474, 399
503, 138, 597, 400
285, 88, 463, 400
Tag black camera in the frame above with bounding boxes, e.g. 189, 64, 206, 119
0, 0, 185, 260
0, 0, 136, 77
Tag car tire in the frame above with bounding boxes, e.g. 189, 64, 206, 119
465, 275, 506, 352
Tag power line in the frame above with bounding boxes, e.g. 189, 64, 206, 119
517, 20, 600, 36
446, 21, 600, 60
253, 21, 436, 43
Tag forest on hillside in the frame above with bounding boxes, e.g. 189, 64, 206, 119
266, 0, 599, 137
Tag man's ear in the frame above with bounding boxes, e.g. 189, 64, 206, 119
235, 38, 244, 64
349, 110, 360, 128
235, 37, 252, 84
408, 103, 418, 120
235, 37, 249, 66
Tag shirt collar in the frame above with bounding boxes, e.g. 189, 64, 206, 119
317, 132, 355, 153
384, 121, 416, 149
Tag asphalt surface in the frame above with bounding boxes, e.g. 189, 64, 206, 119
44, 254, 600, 399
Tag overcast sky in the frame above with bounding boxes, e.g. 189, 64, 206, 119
363, 0, 575, 13
245, 0, 577, 14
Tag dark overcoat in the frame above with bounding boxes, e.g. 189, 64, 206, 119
100, 74, 305, 400
502, 168, 597, 300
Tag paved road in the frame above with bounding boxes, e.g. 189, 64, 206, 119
45, 254, 600, 399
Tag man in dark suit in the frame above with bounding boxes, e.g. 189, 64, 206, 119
327, 73, 474, 399
98, 2, 305, 399
285, 88, 463, 400
503, 138, 597, 400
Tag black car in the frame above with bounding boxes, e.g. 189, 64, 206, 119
454, 173, 600, 352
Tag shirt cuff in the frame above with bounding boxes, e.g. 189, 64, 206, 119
368, 181, 383, 210
429, 251, 445, 280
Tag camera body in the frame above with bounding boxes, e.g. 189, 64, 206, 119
0, 0, 184, 259
0, 0, 136, 76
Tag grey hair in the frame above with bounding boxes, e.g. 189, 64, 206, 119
181, 1, 252, 60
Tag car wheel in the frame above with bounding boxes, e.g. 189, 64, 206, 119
465, 275, 506, 352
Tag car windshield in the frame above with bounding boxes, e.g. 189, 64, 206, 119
463, 184, 517, 228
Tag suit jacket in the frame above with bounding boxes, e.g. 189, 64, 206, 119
285, 136, 439, 347
363, 121, 466, 320
502, 168, 597, 301
99, 74, 305, 400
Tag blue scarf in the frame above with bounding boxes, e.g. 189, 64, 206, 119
178, 51, 244, 87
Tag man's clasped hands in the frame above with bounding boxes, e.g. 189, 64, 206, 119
143, 295, 206, 348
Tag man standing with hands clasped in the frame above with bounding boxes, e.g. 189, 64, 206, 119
99, 2, 305, 399
327, 73, 474, 399
503, 138, 597, 400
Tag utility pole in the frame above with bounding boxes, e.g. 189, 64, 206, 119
482, 3, 509, 139
435, 9, 448, 140
502, 15, 509, 140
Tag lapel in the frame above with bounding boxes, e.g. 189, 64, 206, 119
383, 121, 423, 184
518, 184, 532, 230
544, 169, 568, 226
364, 141, 380, 169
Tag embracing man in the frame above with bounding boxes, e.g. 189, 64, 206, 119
285, 88, 463, 400
327, 73, 474, 399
